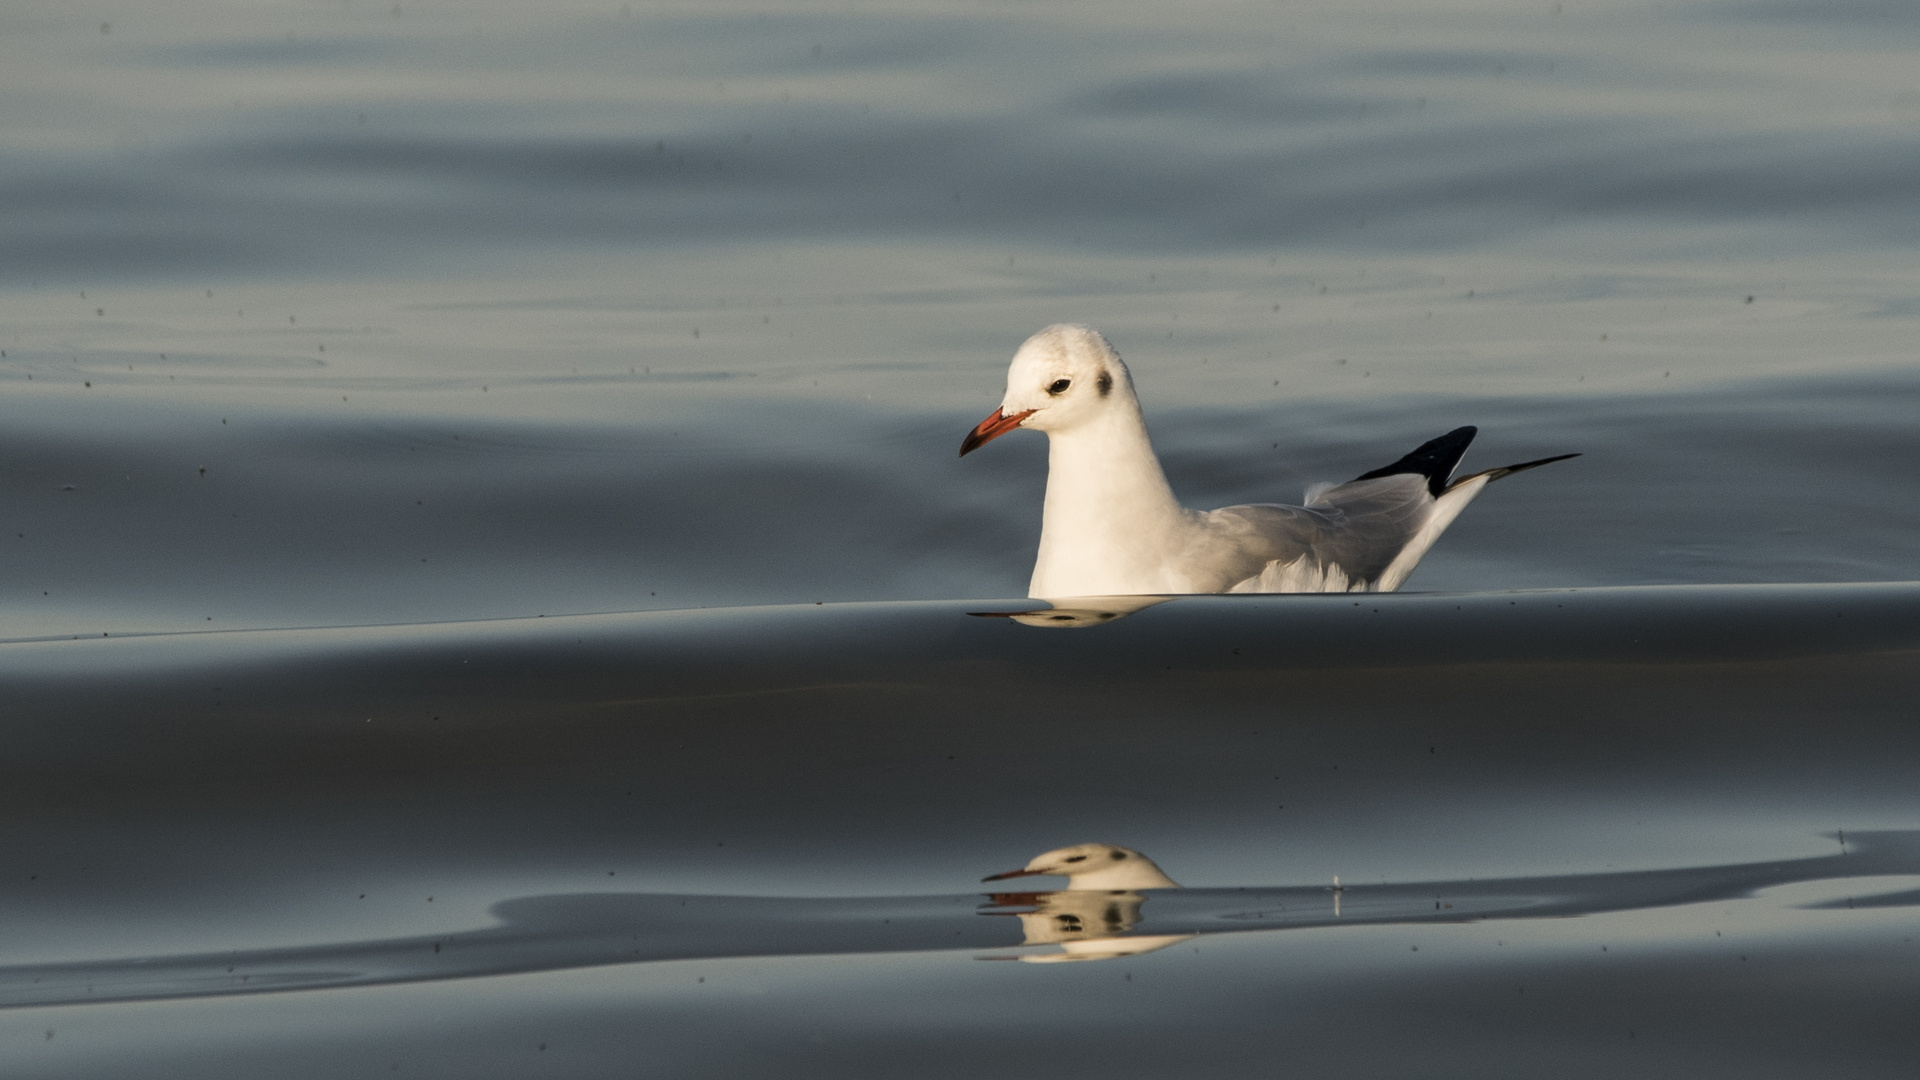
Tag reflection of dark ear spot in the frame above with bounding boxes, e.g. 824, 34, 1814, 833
1097, 371, 1113, 397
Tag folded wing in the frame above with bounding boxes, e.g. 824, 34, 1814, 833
1204, 472, 1439, 593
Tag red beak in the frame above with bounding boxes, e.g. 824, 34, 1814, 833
959, 408, 1036, 457
981, 867, 1045, 882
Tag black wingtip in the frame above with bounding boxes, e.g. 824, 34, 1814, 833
1352, 425, 1478, 498
1448, 452, 1581, 491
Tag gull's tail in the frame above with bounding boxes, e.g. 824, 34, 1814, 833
1351, 425, 1579, 496
1362, 435, 1579, 592
1447, 452, 1581, 492
1351, 426, 1479, 498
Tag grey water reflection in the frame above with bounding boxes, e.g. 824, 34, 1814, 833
8, 0, 1920, 279
6, 832, 1916, 1008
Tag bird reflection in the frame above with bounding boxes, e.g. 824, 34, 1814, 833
982, 842, 1180, 889
967, 596, 1171, 629
978, 842, 1194, 962
14, 831, 1920, 1006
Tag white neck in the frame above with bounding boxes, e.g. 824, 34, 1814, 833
1028, 403, 1189, 597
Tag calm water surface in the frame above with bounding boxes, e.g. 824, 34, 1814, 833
3, 0, 1919, 1075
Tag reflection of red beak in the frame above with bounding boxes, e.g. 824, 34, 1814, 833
958, 408, 1036, 457
981, 867, 1046, 882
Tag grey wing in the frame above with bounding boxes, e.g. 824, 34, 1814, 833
1203, 474, 1435, 591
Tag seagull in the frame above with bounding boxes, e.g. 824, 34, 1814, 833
982, 842, 1180, 890
959, 324, 1577, 597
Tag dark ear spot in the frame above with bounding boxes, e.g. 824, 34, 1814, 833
1110, 850, 1127, 860
1097, 371, 1113, 397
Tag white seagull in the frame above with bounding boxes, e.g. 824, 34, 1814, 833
959, 324, 1576, 597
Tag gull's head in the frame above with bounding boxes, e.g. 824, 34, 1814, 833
981, 841, 1179, 890
959, 324, 1135, 456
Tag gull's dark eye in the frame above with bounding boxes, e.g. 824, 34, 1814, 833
1064, 855, 1087, 863
1047, 378, 1071, 395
